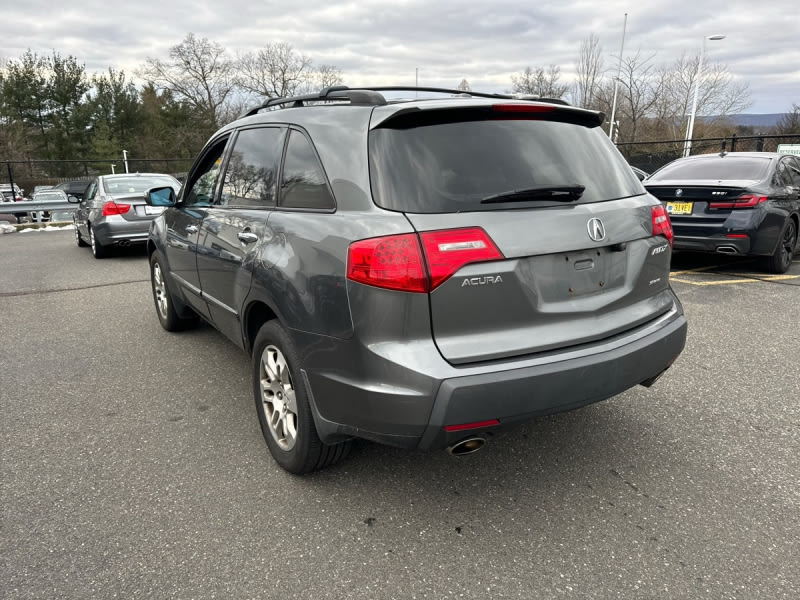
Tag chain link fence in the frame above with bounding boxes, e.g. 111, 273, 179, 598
1, 158, 193, 198
618, 134, 800, 174
3, 135, 800, 194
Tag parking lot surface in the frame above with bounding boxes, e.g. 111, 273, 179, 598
2, 229, 798, 599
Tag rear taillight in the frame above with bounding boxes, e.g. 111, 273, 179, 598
652, 205, 674, 248
708, 194, 767, 209
419, 228, 503, 290
101, 201, 131, 216
346, 234, 427, 292
346, 227, 503, 293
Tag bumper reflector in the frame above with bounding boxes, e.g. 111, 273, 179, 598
443, 419, 500, 432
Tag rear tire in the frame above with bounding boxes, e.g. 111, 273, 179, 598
252, 320, 351, 474
760, 218, 797, 274
75, 225, 88, 247
149, 252, 197, 331
89, 225, 109, 259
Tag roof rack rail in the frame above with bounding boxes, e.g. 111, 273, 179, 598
240, 86, 569, 117
241, 87, 388, 117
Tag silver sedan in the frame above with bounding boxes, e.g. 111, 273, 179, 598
74, 173, 181, 258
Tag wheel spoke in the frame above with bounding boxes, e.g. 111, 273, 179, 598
285, 388, 297, 414
259, 342, 298, 451
263, 350, 281, 382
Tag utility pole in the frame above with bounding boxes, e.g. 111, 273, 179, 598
608, 13, 628, 143
122, 150, 129, 174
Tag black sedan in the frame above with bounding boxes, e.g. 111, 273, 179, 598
645, 152, 800, 273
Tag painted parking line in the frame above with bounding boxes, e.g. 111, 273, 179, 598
670, 264, 800, 286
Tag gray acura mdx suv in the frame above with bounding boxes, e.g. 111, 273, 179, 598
146, 86, 687, 473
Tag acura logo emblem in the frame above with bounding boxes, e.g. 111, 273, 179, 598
587, 218, 606, 242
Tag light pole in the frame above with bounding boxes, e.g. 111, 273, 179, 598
122, 149, 129, 174
683, 34, 725, 157
608, 13, 628, 142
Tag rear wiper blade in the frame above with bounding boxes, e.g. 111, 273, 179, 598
480, 184, 585, 204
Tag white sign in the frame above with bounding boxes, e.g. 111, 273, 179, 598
777, 144, 800, 156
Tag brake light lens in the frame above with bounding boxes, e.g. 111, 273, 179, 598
101, 201, 131, 216
652, 205, 673, 248
419, 228, 503, 290
492, 104, 556, 114
708, 194, 767, 209
346, 233, 427, 292
346, 228, 503, 293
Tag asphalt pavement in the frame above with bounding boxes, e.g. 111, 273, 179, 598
1, 229, 798, 599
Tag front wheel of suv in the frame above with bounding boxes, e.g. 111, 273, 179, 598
149, 252, 197, 332
252, 320, 351, 474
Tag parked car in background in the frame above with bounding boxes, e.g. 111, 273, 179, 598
74, 173, 181, 258
53, 180, 89, 200
29, 189, 70, 222
145, 86, 687, 474
1, 183, 29, 221
631, 166, 649, 181
645, 152, 800, 273
1, 183, 25, 200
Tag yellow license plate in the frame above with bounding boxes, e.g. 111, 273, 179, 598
666, 201, 693, 215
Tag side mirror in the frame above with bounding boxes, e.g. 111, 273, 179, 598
67, 195, 80, 203
146, 186, 177, 207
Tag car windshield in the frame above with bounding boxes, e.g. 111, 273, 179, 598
103, 176, 176, 194
34, 191, 66, 201
649, 157, 772, 181
368, 115, 643, 213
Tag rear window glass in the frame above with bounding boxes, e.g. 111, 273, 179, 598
368, 115, 642, 213
103, 175, 177, 194
649, 157, 771, 181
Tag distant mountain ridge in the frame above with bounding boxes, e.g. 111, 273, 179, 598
701, 113, 786, 128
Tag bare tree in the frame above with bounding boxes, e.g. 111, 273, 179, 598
511, 65, 569, 99
656, 53, 751, 141
236, 43, 313, 99
573, 34, 604, 109
314, 64, 344, 90
139, 33, 236, 128
774, 103, 800, 134
614, 50, 664, 143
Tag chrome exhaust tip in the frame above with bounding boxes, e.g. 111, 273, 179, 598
447, 437, 486, 456
715, 245, 738, 254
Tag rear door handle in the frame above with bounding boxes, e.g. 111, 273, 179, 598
238, 231, 258, 244
185, 225, 198, 234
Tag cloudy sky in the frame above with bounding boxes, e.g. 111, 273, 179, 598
2, 0, 798, 114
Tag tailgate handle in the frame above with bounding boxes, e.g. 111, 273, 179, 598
238, 230, 258, 244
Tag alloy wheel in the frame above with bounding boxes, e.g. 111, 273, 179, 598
259, 344, 298, 451
780, 220, 797, 270
152, 262, 169, 320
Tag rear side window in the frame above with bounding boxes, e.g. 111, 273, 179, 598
279, 130, 335, 210
368, 113, 641, 213
649, 157, 771, 182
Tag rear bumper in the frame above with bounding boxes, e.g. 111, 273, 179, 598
670, 206, 787, 257
92, 217, 151, 245
673, 234, 751, 255
303, 305, 687, 451
416, 312, 686, 450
